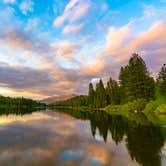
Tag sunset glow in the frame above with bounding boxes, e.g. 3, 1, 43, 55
0, 0, 165, 99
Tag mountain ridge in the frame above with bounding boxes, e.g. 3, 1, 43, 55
41, 94, 77, 104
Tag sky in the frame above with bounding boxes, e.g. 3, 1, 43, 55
0, 0, 165, 99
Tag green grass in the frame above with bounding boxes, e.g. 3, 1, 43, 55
144, 95, 166, 114
105, 95, 166, 114
105, 98, 147, 112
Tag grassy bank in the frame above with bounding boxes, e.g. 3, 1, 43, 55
105, 96, 166, 114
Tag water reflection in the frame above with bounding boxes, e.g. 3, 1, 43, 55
0, 108, 165, 166
54, 109, 166, 166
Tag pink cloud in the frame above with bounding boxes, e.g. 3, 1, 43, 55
63, 24, 84, 34
106, 24, 130, 55
70, 3, 90, 22
53, 0, 90, 27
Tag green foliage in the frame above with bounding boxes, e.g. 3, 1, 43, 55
106, 99, 147, 112
50, 54, 166, 113
157, 64, 166, 95
0, 96, 46, 114
55, 108, 166, 166
94, 79, 106, 108
106, 77, 120, 105
144, 100, 159, 113
144, 96, 166, 114
155, 104, 166, 114
120, 99, 147, 112
105, 105, 121, 112
0, 96, 45, 108
88, 83, 95, 105
119, 53, 155, 103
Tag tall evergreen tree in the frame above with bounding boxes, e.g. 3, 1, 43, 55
106, 77, 120, 105
157, 64, 166, 95
88, 83, 95, 105
119, 53, 155, 103
95, 79, 106, 108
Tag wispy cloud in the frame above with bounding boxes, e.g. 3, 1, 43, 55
53, 0, 90, 29
69, 2, 90, 22
3, 0, 16, 3
51, 40, 80, 59
19, 0, 34, 15
63, 24, 84, 34
25, 18, 39, 31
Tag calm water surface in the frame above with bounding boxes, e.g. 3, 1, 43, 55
0, 109, 166, 166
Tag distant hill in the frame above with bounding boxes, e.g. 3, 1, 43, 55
41, 94, 77, 104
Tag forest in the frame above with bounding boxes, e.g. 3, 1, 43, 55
0, 95, 46, 114
51, 53, 166, 113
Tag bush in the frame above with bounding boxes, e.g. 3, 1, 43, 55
155, 104, 166, 114
106, 99, 147, 112
144, 100, 160, 113
105, 105, 120, 111
120, 99, 147, 112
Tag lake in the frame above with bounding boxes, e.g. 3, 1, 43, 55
0, 109, 166, 166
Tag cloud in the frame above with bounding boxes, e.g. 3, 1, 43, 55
3, 0, 16, 3
63, 24, 84, 34
105, 24, 130, 55
0, 28, 51, 56
0, 6, 15, 26
0, 27, 81, 68
126, 20, 166, 52
19, 0, 34, 15
64, 0, 79, 12
105, 20, 166, 56
25, 18, 39, 31
104, 19, 166, 77
0, 64, 53, 89
83, 58, 105, 76
51, 40, 80, 59
0, 2, 165, 99
53, 0, 90, 27
143, 4, 156, 18
70, 2, 90, 22
53, 12, 68, 27
0, 27, 57, 71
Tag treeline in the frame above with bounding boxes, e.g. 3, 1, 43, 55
90, 53, 166, 109
0, 96, 46, 108
52, 53, 166, 111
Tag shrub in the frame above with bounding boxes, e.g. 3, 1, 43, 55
144, 100, 159, 113
155, 104, 166, 114
105, 105, 120, 111
120, 99, 147, 112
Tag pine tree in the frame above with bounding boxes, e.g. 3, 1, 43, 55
157, 64, 166, 95
106, 77, 120, 105
119, 53, 155, 102
95, 79, 106, 108
88, 83, 95, 105
119, 66, 132, 103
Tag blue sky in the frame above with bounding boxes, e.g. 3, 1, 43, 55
0, 0, 165, 99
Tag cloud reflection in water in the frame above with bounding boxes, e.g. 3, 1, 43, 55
0, 110, 141, 166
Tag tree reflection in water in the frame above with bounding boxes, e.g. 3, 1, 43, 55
55, 109, 165, 166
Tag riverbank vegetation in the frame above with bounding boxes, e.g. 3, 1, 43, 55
51, 53, 166, 114
0, 96, 46, 114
